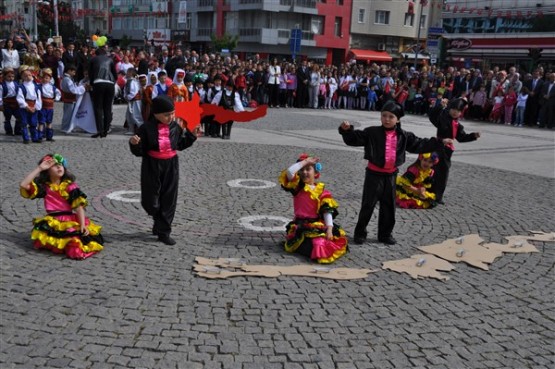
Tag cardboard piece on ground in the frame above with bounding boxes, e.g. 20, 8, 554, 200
193, 264, 281, 279
194, 257, 376, 280
418, 234, 503, 270
241, 264, 377, 280
382, 254, 455, 281
526, 231, 555, 242
482, 236, 539, 254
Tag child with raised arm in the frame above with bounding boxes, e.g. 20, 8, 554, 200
428, 98, 481, 204
129, 95, 199, 245
339, 101, 442, 245
395, 152, 439, 209
279, 154, 348, 263
19, 153, 104, 259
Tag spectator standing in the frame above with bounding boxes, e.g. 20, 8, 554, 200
267, 58, 281, 108
2, 39, 20, 71
296, 60, 310, 108
523, 70, 544, 127
88, 47, 117, 138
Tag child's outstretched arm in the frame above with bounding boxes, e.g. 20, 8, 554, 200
20, 158, 55, 191
338, 120, 368, 146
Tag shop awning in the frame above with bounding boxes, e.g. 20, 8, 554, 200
350, 49, 392, 62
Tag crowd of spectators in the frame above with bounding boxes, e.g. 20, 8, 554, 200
2, 29, 554, 129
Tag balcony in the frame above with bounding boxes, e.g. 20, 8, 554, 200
194, 28, 214, 41
198, 0, 215, 7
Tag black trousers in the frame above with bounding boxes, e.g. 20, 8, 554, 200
141, 155, 179, 236
432, 147, 453, 202
91, 82, 115, 135
221, 121, 233, 137
296, 84, 308, 107
354, 170, 396, 240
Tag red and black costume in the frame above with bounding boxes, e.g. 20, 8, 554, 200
129, 116, 196, 239
339, 123, 438, 243
428, 101, 478, 202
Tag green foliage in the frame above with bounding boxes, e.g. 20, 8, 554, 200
36, 1, 85, 43
210, 33, 239, 52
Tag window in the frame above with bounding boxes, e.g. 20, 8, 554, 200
404, 13, 414, 26
358, 9, 365, 23
334, 17, 342, 37
337, 0, 343, 4
420, 15, 427, 28
311, 16, 323, 35
185, 14, 191, 30
375, 11, 390, 25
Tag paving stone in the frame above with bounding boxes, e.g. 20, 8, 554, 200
0, 105, 553, 369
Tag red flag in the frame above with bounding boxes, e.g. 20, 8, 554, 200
200, 104, 268, 124
174, 93, 204, 131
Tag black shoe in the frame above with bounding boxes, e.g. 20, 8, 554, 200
23, 140, 30, 144
436, 199, 445, 205
152, 227, 159, 236
378, 236, 397, 245
91, 133, 101, 138
158, 234, 176, 245
100, 133, 107, 138
46, 138, 55, 142
353, 236, 366, 245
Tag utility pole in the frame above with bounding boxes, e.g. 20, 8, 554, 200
414, 0, 427, 69
53, 0, 59, 37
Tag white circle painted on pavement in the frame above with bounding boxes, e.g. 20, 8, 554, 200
227, 179, 276, 189
106, 190, 141, 203
238, 215, 289, 232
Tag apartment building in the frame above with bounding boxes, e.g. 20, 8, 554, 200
71, 0, 110, 35
349, 0, 438, 64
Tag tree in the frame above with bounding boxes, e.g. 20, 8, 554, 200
37, 1, 85, 43
210, 33, 239, 52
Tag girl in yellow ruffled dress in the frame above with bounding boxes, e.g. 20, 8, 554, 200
20, 154, 104, 259
279, 153, 348, 264
395, 152, 438, 209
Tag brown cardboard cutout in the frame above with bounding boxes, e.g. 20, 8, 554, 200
382, 254, 455, 281
418, 234, 503, 270
482, 236, 539, 254
526, 231, 555, 243
194, 257, 376, 280
193, 264, 281, 279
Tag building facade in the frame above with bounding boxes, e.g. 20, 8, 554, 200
349, 0, 434, 64
441, 0, 555, 71
71, 0, 110, 36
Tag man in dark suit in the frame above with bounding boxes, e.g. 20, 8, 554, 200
523, 69, 544, 127
538, 72, 555, 129
61, 42, 77, 70
296, 59, 310, 108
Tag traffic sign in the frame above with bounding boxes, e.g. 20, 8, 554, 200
290, 28, 302, 59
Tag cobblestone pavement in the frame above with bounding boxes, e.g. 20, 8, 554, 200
1, 103, 554, 369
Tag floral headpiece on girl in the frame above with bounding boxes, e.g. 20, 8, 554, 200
41, 153, 68, 167
297, 153, 322, 178
418, 152, 439, 165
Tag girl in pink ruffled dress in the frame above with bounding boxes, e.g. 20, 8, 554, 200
279, 154, 348, 264
19, 153, 104, 259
